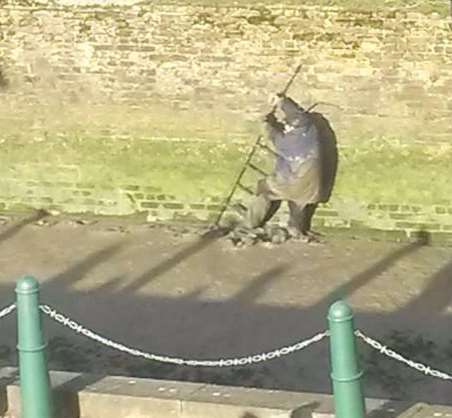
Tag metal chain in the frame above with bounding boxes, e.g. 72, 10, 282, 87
355, 330, 452, 380
5, 300, 452, 378
0, 303, 16, 320
40, 304, 328, 367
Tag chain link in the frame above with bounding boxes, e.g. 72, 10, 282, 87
40, 304, 328, 367
0, 303, 16, 320
355, 330, 452, 380
5, 300, 452, 378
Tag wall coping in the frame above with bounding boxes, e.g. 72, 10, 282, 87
0, 366, 418, 418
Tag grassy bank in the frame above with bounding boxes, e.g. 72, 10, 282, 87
0, 135, 451, 206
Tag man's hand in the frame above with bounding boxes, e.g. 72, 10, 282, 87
268, 93, 284, 108
264, 111, 278, 124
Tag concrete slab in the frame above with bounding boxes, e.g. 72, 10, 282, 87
396, 403, 452, 418
0, 367, 424, 418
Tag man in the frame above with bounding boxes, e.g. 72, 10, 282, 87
243, 93, 336, 241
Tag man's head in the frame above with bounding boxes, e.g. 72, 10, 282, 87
277, 95, 307, 127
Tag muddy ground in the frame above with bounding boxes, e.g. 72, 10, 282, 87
0, 211, 452, 407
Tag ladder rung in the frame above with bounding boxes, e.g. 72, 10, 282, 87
231, 202, 247, 212
237, 183, 254, 194
258, 143, 281, 158
248, 163, 268, 176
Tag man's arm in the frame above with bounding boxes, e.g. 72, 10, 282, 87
264, 112, 284, 144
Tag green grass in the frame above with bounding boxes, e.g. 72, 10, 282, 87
335, 141, 452, 205
1, 134, 451, 205
0, 104, 256, 143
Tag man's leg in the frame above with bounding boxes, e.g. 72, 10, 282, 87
299, 203, 318, 234
287, 201, 306, 237
246, 195, 281, 229
288, 201, 322, 242
243, 178, 280, 229
229, 192, 280, 245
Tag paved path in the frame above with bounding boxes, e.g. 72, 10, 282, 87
0, 212, 452, 406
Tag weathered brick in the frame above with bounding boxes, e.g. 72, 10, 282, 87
428, 232, 452, 246
139, 46, 156, 52
411, 206, 424, 214
206, 204, 222, 211
350, 220, 366, 229
157, 194, 178, 201
123, 185, 140, 191
396, 222, 440, 231
378, 204, 399, 212
141, 202, 160, 209
97, 200, 117, 207
163, 202, 184, 209
315, 209, 339, 217
190, 203, 206, 210
311, 218, 325, 228
390, 213, 413, 220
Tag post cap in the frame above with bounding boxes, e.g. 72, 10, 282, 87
15, 276, 39, 294
328, 300, 353, 322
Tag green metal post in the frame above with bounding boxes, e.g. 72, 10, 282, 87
16, 276, 53, 418
328, 301, 365, 418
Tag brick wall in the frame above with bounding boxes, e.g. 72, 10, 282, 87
2, 2, 452, 138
